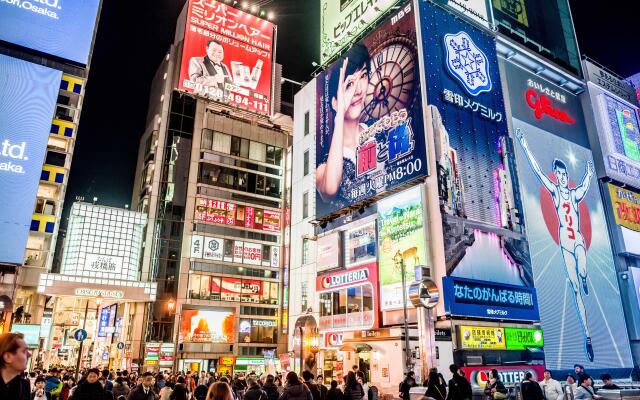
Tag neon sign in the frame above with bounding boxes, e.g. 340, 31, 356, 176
526, 89, 574, 124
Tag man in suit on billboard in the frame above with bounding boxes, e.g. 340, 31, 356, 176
189, 39, 232, 99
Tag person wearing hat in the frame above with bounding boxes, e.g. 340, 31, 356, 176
0, 333, 31, 400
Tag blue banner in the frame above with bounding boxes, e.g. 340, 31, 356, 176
0, 55, 61, 264
0, 0, 100, 64
443, 276, 540, 321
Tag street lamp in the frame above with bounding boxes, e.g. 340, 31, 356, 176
167, 298, 175, 314
167, 298, 181, 373
394, 250, 413, 372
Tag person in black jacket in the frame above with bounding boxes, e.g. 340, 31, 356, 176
399, 372, 417, 400
263, 375, 279, 400
520, 373, 544, 400
343, 372, 364, 400
316, 377, 328, 400
446, 365, 472, 400
424, 370, 446, 400
70, 369, 112, 400
244, 377, 267, 400
326, 381, 343, 400
301, 371, 321, 400
127, 372, 157, 400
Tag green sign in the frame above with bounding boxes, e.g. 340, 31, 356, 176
504, 328, 544, 350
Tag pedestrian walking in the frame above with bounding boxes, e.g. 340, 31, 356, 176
399, 372, 418, 400
424, 370, 446, 400
446, 365, 472, 400
32, 376, 51, 400
127, 372, 157, 400
279, 372, 312, 400
0, 333, 32, 400
342, 372, 364, 400
520, 373, 543, 400
207, 381, 235, 400
539, 370, 562, 400
69, 368, 111, 400
326, 381, 343, 400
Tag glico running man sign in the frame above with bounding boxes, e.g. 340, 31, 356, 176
178, 0, 274, 115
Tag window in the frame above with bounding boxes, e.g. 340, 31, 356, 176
304, 111, 310, 136
202, 129, 213, 150
45, 151, 66, 167
188, 274, 279, 304
239, 318, 278, 344
302, 238, 310, 265
301, 282, 308, 312
249, 141, 267, 162
302, 192, 309, 219
303, 150, 309, 176
213, 131, 232, 154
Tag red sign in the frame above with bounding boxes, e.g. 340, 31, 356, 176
461, 365, 546, 389
195, 197, 281, 233
263, 210, 281, 232
324, 333, 344, 348
211, 277, 263, 295
179, 0, 274, 115
526, 89, 574, 124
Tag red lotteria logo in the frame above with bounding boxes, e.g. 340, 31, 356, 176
322, 276, 332, 288
526, 89, 575, 124
326, 333, 343, 346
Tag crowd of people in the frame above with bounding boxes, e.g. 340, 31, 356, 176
1, 333, 626, 400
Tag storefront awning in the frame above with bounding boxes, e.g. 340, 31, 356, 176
339, 343, 372, 353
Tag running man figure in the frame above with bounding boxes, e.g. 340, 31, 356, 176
516, 128, 595, 362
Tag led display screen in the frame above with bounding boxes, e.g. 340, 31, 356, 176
0, 55, 61, 264
178, 0, 274, 115
315, 2, 427, 220
0, 0, 100, 64
179, 309, 235, 343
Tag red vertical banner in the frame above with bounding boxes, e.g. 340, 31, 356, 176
179, 0, 274, 115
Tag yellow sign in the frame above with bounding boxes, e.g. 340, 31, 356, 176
459, 326, 506, 350
493, 0, 529, 27
219, 356, 235, 365
609, 184, 640, 232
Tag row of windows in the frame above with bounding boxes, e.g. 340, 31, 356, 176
195, 225, 280, 245
202, 151, 281, 176
188, 274, 280, 305
199, 164, 282, 199
202, 129, 284, 167
191, 262, 279, 279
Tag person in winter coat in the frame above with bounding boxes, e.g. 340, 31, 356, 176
69, 369, 111, 400
159, 381, 174, 400
326, 381, 343, 400
316, 376, 328, 400
244, 377, 268, 400
301, 371, 321, 400
195, 382, 210, 400
263, 375, 280, 400
539, 370, 563, 400
112, 377, 131, 400
31, 376, 51, 400
279, 372, 312, 400
46, 368, 63, 399
483, 370, 507, 400
127, 372, 157, 400
342, 372, 364, 400
446, 365, 472, 400
424, 370, 446, 400
520, 373, 544, 400
169, 377, 188, 400
399, 372, 418, 400
60, 377, 76, 400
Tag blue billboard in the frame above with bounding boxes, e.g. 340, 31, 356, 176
504, 60, 634, 374
419, 1, 534, 315
0, 54, 61, 264
443, 277, 539, 321
0, 0, 101, 65
315, 2, 428, 220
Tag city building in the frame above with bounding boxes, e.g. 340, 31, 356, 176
0, 1, 102, 353
37, 202, 156, 370
131, 0, 292, 373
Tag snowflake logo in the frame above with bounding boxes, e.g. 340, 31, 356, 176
444, 31, 492, 96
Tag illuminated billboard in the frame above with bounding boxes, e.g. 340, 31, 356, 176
315, 2, 427, 219
195, 198, 281, 232
458, 326, 506, 350
377, 186, 426, 311
589, 83, 640, 188
508, 59, 633, 369
420, 2, 535, 315
0, 0, 100, 65
0, 55, 61, 265
320, 0, 402, 64
504, 327, 544, 350
179, 309, 235, 343
178, 0, 274, 115
344, 221, 376, 267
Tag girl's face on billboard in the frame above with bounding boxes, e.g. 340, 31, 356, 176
344, 67, 369, 120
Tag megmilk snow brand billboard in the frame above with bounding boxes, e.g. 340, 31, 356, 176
505, 61, 633, 371
419, 1, 535, 310
179, 0, 274, 115
316, 2, 427, 219
0, 54, 62, 264
0, 0, 101, 65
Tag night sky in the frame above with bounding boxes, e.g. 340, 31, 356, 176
63, 0, 639, 223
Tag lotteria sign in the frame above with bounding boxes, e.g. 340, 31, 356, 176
462, 365, 546, 389
324, 333, 344, 348
319, 268, 369, 290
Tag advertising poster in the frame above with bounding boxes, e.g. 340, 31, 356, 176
195, 198, 281, 233
179, 309, 235, 343
344, 221, 377, 267
203, 237, 224, 261
592, 85, 640, 187
317, 232, 341, 272
458, 326, 506, 349
504, 327, 544, 350
377, 186, 426, 310
438, 0, 491, 28
0, 55, 61, 265
320, 0, 402, 64
179, 0, 274, 115
420, 2, 535, 310
508, 74, 632, 371
315, 2, 428, 219
0, 0, 100, 65
608, 184, 640, 255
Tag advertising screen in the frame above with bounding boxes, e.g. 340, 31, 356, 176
504, 327, 544, 350
491, 0, 581, 75
179, 309, 235, 343
178, 0, 274, 115
458, 326, 506, 350
377, 186, 426, 310
508, 62, 633, 370
320, 0, 403, 64
0, 0, 100, 65
0, 55, 61, 265
607, 184, 640, 256
591, 85, 640, 187
317, 232, 341, 272
344, 221, 377, 267
11, 324, 40, 347
420, 1, 535, 315
315, 2, 427, 219
438, 0, 491, 28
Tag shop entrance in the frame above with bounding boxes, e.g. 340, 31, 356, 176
356, 348, 371, 383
